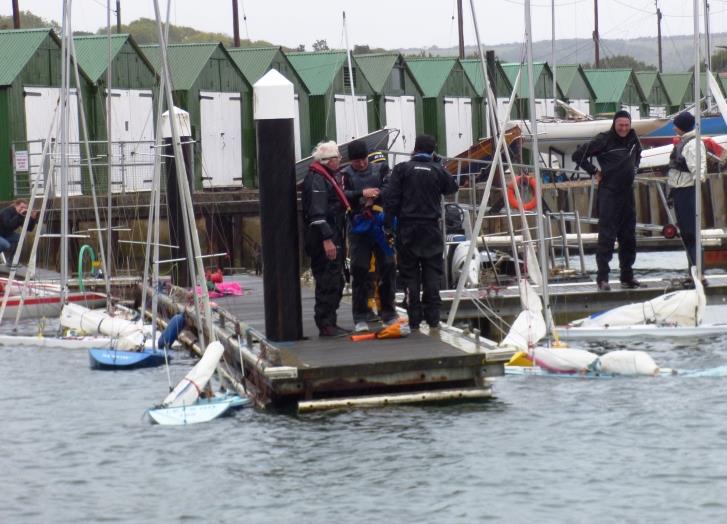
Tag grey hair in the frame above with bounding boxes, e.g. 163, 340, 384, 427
312, 140, 340, 165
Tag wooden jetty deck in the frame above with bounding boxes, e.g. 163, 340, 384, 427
155, 274, 514, 412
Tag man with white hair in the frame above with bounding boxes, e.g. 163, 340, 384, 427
302, 141, 350, 337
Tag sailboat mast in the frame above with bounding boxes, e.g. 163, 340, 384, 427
693, 0, 703, 279
704, 0, 712, 110
343, 11, 359, 138
656, 1, 663, 73
525, 0, 554, 333
106, 0, 114, 283
552, 0, 556, 117
59, 0, 71, 302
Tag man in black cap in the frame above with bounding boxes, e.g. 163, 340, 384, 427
668, 111, 706, 274
573, 110, 642, 291
341, 139, 396, 332
383, 134, 458, 330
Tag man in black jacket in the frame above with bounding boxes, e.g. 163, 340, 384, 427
572, 110, 642, 291
0, 199, 38, 261
341, 139, 396, 332
383, 135, 458, 329
302, 141, 350, 337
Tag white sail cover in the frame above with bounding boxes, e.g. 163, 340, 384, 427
451, 241, 480, 287
531, 346, 599, 373
500, 279, 547, 350
60, 303, 144, 350
595, 350, 659, 376
162, 341, 224, 408
570, 272, 705, 328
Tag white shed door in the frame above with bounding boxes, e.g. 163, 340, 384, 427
649, 105, 667, 118
496, 97, 512, 125
200, 91, 242, 188
535, 98, 556, 118
334, 94, 368, 143
444, 97, 473, 157
293, 94, 302, 161
571, 99, 591, 116
108, 89, 154, 192
384, 95, 416, 164
24, 87, 82, 196
622, 104, 641, 120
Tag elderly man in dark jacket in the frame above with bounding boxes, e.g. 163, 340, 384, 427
383, 135, 458, 330
573, 110, 642, 291
0, 199, 38, 261
302, 141, 350, 337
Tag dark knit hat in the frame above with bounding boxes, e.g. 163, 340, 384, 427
414, 134, 437, 154
673, 111, 695, 133
347, 139, 368, 160
613, 109, 631, 122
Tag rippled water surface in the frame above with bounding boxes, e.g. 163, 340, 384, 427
2, 253, 727, 523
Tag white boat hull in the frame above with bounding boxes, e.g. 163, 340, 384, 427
558, 323, 727, 339
147, 395, 250, 426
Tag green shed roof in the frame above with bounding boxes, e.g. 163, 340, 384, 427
555, 64, 596, 99
0, 28, 55, 86
72, 34, 127, 83
459, 59, 512, 97
660, 73, 693, 105
140, 43, 222, 91
287, 51, 347, 95
584, 68, 644, 103
354, 53, 399, 93
501, 62, 562, 99
226, 46, 281, 84
635, 71, 657, 95
404, 57, 458, 97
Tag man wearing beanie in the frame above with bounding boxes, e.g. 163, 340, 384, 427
340, 139, 397, 332
383, 135, 458, 330
573, 110, 643, 291
668, 111, 706, 274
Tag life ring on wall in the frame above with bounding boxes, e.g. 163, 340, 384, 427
507, 175, 538, 211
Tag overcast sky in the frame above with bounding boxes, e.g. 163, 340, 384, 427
4, 0, 726, 51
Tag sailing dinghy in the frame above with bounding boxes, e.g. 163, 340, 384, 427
146, 341, 249, 425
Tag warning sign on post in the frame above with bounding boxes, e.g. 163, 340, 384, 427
14, 150, 29, 172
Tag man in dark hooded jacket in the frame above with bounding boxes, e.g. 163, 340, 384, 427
572, 110, 642, 291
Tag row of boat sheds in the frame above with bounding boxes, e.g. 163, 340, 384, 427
2, 26, 727, 201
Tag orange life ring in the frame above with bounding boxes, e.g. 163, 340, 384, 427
507, 175, 538, 211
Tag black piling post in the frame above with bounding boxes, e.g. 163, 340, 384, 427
254, 70, 303, 341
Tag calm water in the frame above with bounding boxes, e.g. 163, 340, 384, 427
2, 252, 727, 523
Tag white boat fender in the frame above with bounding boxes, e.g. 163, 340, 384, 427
592, 350, 660, 376
531, 346, 599, 373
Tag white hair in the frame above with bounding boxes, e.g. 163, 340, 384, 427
312, 140, 340, 165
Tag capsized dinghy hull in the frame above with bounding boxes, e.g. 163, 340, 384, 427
88, 347, 167, 370
147, 394, 251, 425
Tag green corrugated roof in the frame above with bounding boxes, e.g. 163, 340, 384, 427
226, 46, 279, 84
584, 69, 639, 103
501, 62, 555, 98
355, 53, 398, 93
0, 28, 53, 86
660, 72, 693, 105
635, 71, 657, 95
140, 43, 218, 90
459, 59, 486, 94
404, 57, 457, 97
287, 51, 347, 95
72, 34, 128, 83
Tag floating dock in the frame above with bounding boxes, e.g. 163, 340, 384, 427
155, 274, 514, 412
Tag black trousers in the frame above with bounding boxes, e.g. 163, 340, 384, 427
305, 227, 345, 330
349, 232, 396, 323
396, 222, 444, 328
596, 188, 636, 282
672, 185, 698, 268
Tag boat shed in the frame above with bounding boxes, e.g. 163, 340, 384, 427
634, 71, 672, 118
404, 57, 478, 157
73, 34, 157, 192
659, 73, 694, 114
286, 50, 376, 148
0, 28, 93, 200
583, 68, 647, 119
555, 64, 596, 116
355, 53, 423, 161
227, 46, 310, 162
140, 43, 253, 188
459, 58, 513, 135
501, 61, 564, 120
